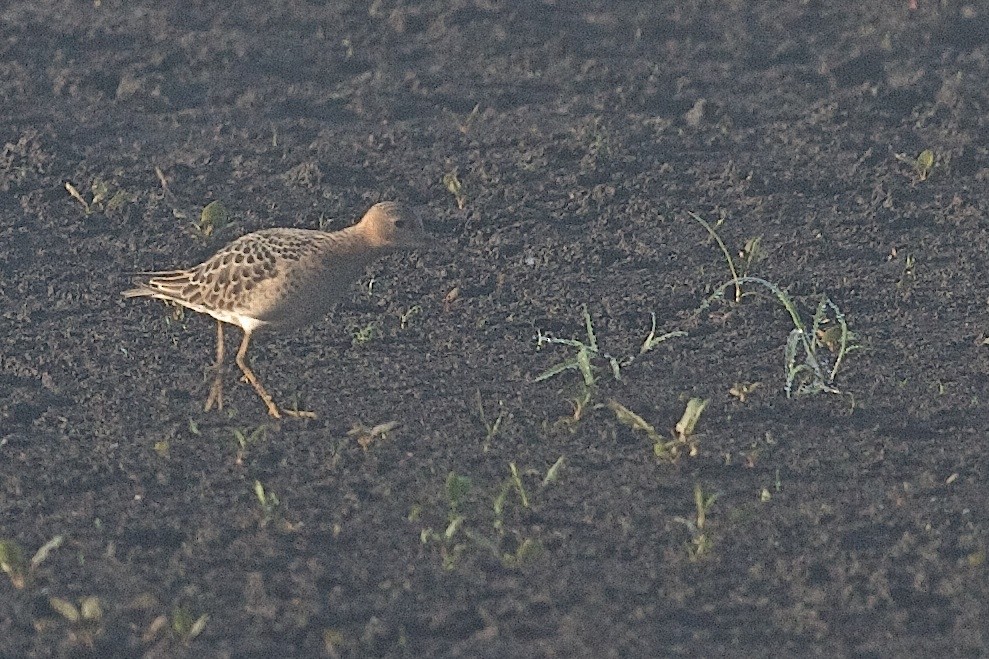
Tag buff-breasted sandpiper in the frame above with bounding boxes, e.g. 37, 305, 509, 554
123, 201, 427, 418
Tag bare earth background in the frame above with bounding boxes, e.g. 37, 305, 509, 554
2, 1, 989, 656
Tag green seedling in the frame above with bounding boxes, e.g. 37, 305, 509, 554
702, 276, 858, 397
895, 149, 935, 182
194, 200, 230, 238
541, 456, 566, 487
49, 595, 103, 649
760, 467, 783, 502
501, 536, 544, 568
49, 596, 102, 624
442, 169, 467, 209
689, 211, 743, 302
675, 397, 708, 446
728, 381, 760, 403
490, 463, 531, 520
535, 306, 684, 386
0, 540, 26, 589
607, 399, 695, 462
232, 425, 267, 463
348, 420, 400, 451
476, 391, 506, 452
0, 535, 64, 589
65, 179, 132, 216
398, 305, 422, 329
456, 103, 481, 134
421, 464, 555, 570
351, 321, 381, 346
419, 472, 472, 569
253, 480, 280, 526
172, 606, 209, 643
674, 483, 719, 561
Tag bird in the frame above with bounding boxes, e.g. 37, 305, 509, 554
123, 201, 428, 419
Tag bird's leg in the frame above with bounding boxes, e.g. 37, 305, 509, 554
204, 320, 225, 411
234, 331, 317, 419
234, 330, 282, 419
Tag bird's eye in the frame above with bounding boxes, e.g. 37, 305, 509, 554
394, 219, 407, 229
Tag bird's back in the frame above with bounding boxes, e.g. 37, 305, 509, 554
124, 227, 372, 331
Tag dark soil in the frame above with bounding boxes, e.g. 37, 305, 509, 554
3, 0, 989, 656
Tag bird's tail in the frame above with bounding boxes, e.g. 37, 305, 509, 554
121, 270, 197, 302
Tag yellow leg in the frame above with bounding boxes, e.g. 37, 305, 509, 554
204, 320, 225, 411
235, 330, 282, 419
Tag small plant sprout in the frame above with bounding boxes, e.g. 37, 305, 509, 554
398, 304, 422, 329
0, 535, 64, 589
421, 466, 548, 570
443, 286, 460, 312
457, 103, 481, 134
606, 400, 667, 455
674, 483, 719, 561
442, 168, 467, 209
729, 382, 760, 403
675, 397, 709, 453
689, 211, 743, 302
535, 305, 684, 385
0, 540, 26, 589
541, 456, 566, 487
65, 178, 132, 216
232, 425, 267, 464
607, 399, 705, 462
895, 148, 935, 182
476, 391, 506, 452
171, 606, 209, 644
419, 472, 472, 570
347, 420, 400, 451
760, 468, 783, 502
195, 200, 230, 238
351, 320, 381, 346
253, 480, 280, 526
49, 595, 104, 649
702, 277, 858, 397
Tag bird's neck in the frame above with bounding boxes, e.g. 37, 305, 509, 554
322, 224, 391, 260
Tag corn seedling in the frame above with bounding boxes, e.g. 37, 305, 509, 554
895, 148, 935, 182
541, 456, 566, 487
65, 178, 132, 216
194, 200, 230, 238
49, 596, 103, 649
253, 480, 280, 526
701, 276, 857, 397
232, 425, 267, 464
535, 306, 684, 386
0, 535, 64, 589
348, 420, 400, 451
675, 397, 708, 451
674, 483, 718, 561
420, 472, 472, 569
607, 398, 707, 462
421, 464, 554, 570
442, 168, 467, 209
398, 305, 422, 329
171, 606, 209, 643
476, 391, 506, 452
455, 103, 481, 134
351, 321, 381, 346
728, 382, 760, 403
689, 211, 743, 302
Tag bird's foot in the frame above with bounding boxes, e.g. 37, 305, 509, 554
204, 376, 224, 411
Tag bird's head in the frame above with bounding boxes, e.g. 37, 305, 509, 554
359, 201, 428, 250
